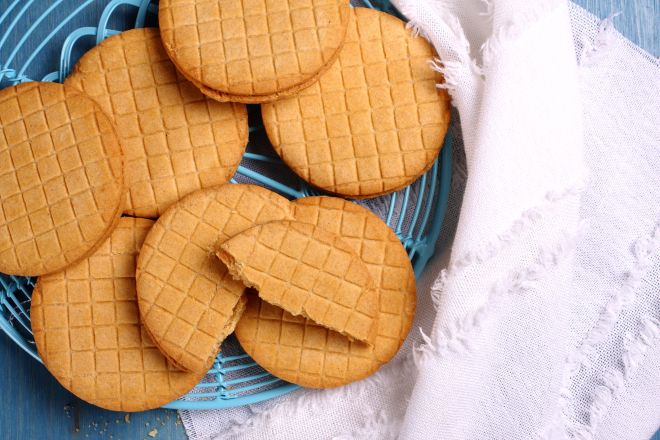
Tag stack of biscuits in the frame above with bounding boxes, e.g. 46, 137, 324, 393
0, 0, 450, 411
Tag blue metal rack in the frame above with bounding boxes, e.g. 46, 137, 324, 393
0, 0, 452, 409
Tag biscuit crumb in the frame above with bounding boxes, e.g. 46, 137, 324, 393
148, 429, 158, 438
124, 414, 130, 424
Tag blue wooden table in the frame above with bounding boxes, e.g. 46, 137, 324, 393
0, 1, 657, 439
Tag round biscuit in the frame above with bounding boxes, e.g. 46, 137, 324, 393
262, 7, 451, 198
158, 0, 350, 102
136, 184, 293, 373
0, 81, 124, 276
31, 218, 204, 411
65, 28, 248, 218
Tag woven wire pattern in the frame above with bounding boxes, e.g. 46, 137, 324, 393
0, 0, 452, 409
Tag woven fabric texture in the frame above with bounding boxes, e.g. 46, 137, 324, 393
180, 3, 660, 439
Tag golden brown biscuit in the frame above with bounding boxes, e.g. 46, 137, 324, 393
292, 196, 415, 362
262, 7, 451, 198
235, 291, 378, 388
218, 220, 379, 344
31, 218, 204, 411
136, 184, 293, 373
65, 28, 248, 218
0, 81, 124, 276
234, 197, 416, 388
158, 0, 351, 103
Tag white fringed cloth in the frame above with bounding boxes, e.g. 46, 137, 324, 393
181, 1, 660, 439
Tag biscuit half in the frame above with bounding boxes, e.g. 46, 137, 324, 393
66, 28, 248, 218
218, 219, 379, 345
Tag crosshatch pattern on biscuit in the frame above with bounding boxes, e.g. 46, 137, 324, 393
66, 28, 247, 218
31, 218, 202, 411
235, 292, 377, 388
262, 8, 451, 197
0, 82, 124, 276
136, 184, 293, 373
159, 0, 350, 96
292, 196, 415, 362
220, 219, 379, 344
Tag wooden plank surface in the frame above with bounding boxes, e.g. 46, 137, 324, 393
577, 0, 659, 55
0, 336, 187, 440
0, 1, 657, 440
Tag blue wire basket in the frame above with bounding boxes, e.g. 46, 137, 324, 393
0, 0, 452, 409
